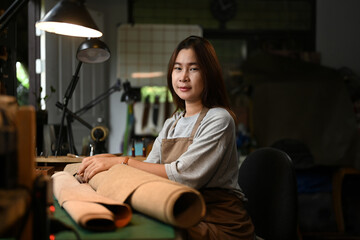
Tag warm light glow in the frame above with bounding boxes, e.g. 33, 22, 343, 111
131, 72, 164, 79
35, 22, 102, 38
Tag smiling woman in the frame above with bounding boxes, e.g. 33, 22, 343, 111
171, 48, 204, 113
77, 36, 255, 240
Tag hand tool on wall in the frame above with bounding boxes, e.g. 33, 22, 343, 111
152, 95, 160, 127
141, 95, 150, 130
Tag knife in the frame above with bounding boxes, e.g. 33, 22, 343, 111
141, 95, 150, 130
152, 95, 160, 127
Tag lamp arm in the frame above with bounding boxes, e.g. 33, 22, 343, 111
63, 61, 83, 105
55, 78, 120, 155
55, 61, 83, 156
55, 101, 67, 156
75, 79, 121, 116
0, 0, 28, 32
56, 102, 93, 130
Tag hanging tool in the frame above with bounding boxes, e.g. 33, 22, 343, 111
141, 95, 150, 130
152, 95, 160, 127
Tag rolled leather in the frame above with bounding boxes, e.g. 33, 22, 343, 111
52, 171, 132, 231
64, 163, 206, 228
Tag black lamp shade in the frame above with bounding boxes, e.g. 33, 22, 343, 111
77, 38, 110, 63
35, 0, 102, 38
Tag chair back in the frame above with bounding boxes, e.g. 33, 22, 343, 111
238, 147, 298, 240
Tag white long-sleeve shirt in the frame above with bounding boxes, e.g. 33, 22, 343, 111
145, 107, 242, 196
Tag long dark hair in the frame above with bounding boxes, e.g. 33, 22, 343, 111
167, 36, 236, 120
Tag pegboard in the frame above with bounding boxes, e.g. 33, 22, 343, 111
116, 24, 202, 87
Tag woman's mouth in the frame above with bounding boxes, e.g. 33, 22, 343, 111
179, 86, 191, 92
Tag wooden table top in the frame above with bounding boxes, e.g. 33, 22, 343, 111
36, 156, 83, 163
36, 155, 146, 163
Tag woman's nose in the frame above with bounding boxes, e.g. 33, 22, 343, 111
180, 71, 189, 82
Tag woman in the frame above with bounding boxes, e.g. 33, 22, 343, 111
77, 36, 254, 239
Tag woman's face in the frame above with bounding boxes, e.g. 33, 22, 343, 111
171, 48, 204, 105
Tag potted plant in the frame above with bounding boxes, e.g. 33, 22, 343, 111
34, 85, 56, 110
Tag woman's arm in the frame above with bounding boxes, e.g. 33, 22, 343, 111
77, 155, 167, 182
127, 158, 167, 178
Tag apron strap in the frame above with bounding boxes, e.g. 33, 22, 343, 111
190, 107, 209, 138
170, 114, 182, 132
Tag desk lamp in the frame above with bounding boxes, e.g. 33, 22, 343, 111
35, 0, 102, 38
54, 38, 110, 155
35, 0, 110, 155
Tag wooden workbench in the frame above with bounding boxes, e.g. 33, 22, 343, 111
36, 156, 83, 172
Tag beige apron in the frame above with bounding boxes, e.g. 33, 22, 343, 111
161, 108, 255, 240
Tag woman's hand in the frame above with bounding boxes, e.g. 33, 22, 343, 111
77, 154, 125, 182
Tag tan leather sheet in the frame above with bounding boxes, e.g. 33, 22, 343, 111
52, 171, 132, 231
63, 163, 206, 228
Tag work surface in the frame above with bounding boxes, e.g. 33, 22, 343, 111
53, 198, 176, 240
36, 156, 83, 171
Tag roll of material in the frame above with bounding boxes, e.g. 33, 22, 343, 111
64, 163, 206, 228
16, 106, 36, 190
52, 171, 132, 231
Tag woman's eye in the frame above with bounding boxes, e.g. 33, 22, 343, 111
174, 67, 182, 71
190, 68, 199, 71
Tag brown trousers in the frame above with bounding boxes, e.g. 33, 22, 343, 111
184, 189, 255, 240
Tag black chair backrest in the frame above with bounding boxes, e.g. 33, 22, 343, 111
238, 147, 298, 240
